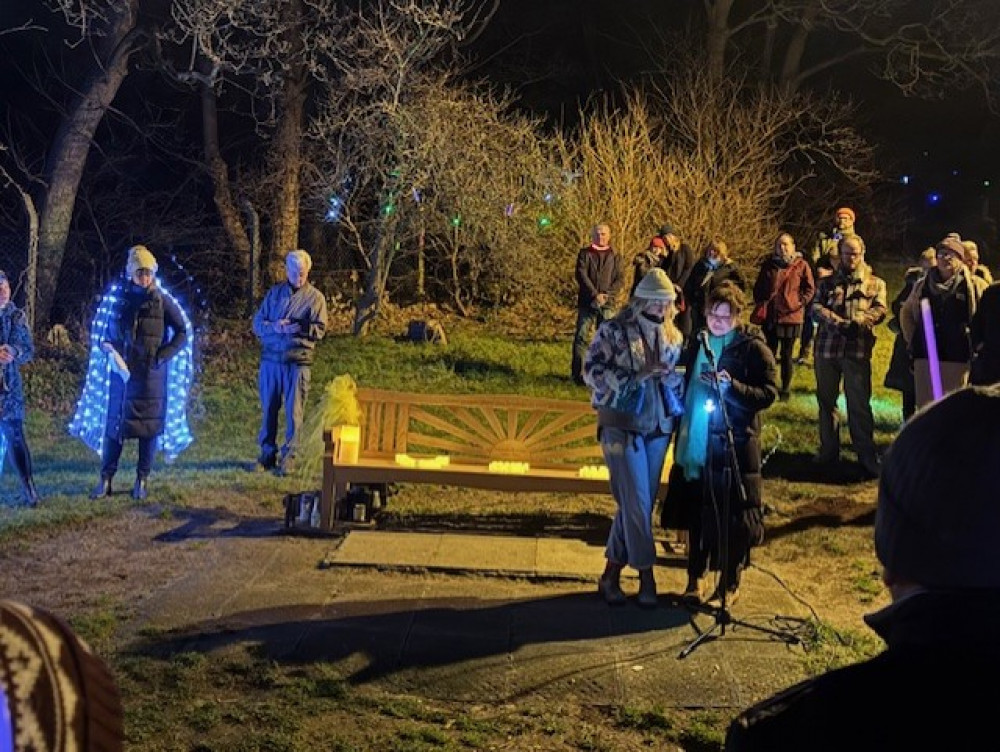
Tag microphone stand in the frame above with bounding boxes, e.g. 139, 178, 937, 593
678, 334, 803, 659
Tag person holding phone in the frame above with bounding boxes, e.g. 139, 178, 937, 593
583, 268, 685, 608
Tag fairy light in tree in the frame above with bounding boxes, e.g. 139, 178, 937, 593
69, 276, 196, 461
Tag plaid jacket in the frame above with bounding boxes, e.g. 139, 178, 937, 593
813, 263, 887, 361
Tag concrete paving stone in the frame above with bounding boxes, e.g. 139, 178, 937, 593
430, 533, 538, 571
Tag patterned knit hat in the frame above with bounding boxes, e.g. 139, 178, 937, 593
0, 600, 123, 750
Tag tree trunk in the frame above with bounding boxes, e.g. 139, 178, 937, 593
270, 72, 307, 280
200, 82, 253, 304
36, 0, 140, 327
269, 0, 308, 281
704, 0, 735, 83
779, 5, 821, 93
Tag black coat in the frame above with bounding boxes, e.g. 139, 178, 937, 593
726, 591, 1000, 751
104, 282, 187, 440
970, 282, 1000, 385
685, 259, 746, 332
662, 327, 778, 528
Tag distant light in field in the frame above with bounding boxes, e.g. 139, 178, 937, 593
984, 180, 992, 188
900, 175, 911, 185
927, 192, 942, 205
952, 169, 960, 176
505, 203, 515, 217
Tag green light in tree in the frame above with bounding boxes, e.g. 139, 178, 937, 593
383, 202, 396, 216
451, 214, 462, 227
538, 214, 552, 229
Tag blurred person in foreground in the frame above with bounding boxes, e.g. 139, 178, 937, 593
572, 223, 624, 385
0, 269, 40, 506
0, 598, 123, 750
900, 236, 988, 409
751, 232, 815, 400
583, 268, 685, 608
662, 282, 778, 606
253, 249, 328, 475
726, 385, 1000, 751
811, 234, 886, 478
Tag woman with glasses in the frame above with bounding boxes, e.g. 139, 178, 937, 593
87, 245, 189, 501
662, 282, 778, 606
751, 233, 816, 400
901, 236, 989, 409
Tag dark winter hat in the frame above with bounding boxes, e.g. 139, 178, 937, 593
658, 224, 677, 238
935, 236, 967, 262
875, 385, 1000, 589
0, 599, 123, 750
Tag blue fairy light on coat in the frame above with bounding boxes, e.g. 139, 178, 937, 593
69, 274, 195, 462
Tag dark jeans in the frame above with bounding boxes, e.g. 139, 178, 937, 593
765, 329, 798, 395
101, 436, 156, 479
571, 304, 614, 383
258, 361, 312, 461
814, 356, 877, 463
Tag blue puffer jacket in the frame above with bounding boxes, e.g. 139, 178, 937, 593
0, 302, 34, 422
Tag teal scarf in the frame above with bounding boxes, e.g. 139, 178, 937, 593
674, 330, 736, 480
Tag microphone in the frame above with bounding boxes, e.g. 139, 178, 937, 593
697, 329, 716, 368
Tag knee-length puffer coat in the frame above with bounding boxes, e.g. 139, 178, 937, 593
661, 326, 778, 531
103, 281, 187, 440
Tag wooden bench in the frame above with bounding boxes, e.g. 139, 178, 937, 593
319, 387, 616, 530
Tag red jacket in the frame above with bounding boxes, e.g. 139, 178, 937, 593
752, 255, 816, 326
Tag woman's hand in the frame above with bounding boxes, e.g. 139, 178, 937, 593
637, 362, 671, 381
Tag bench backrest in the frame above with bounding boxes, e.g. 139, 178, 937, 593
355, 388, 604, 469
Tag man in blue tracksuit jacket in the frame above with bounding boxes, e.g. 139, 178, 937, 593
252, 250, 328, 474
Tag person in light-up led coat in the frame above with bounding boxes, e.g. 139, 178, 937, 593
72, 245, 192, 501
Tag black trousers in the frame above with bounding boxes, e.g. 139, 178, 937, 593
101, 436, 156, 479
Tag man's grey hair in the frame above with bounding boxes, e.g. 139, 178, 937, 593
286, 250, 313, 271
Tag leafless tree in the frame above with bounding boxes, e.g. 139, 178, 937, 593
692, 0, 1000, 104
309, 0, 495, 335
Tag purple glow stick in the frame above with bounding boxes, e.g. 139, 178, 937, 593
920, 298, 943, 401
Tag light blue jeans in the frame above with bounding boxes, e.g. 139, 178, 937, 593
600, 427, 670, 570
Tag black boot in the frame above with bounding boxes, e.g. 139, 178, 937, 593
132, 476, 148, 501
90, 475, 113, 499
8, 434, 40, 507
22, 479, 40, 508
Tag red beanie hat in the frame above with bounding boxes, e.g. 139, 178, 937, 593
649, 237, 666, 250
836, 207, 856, 223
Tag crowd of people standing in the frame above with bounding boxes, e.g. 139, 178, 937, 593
574, 212, 1000, 609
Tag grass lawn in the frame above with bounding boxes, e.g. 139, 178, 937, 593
0, 259, 911, 750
